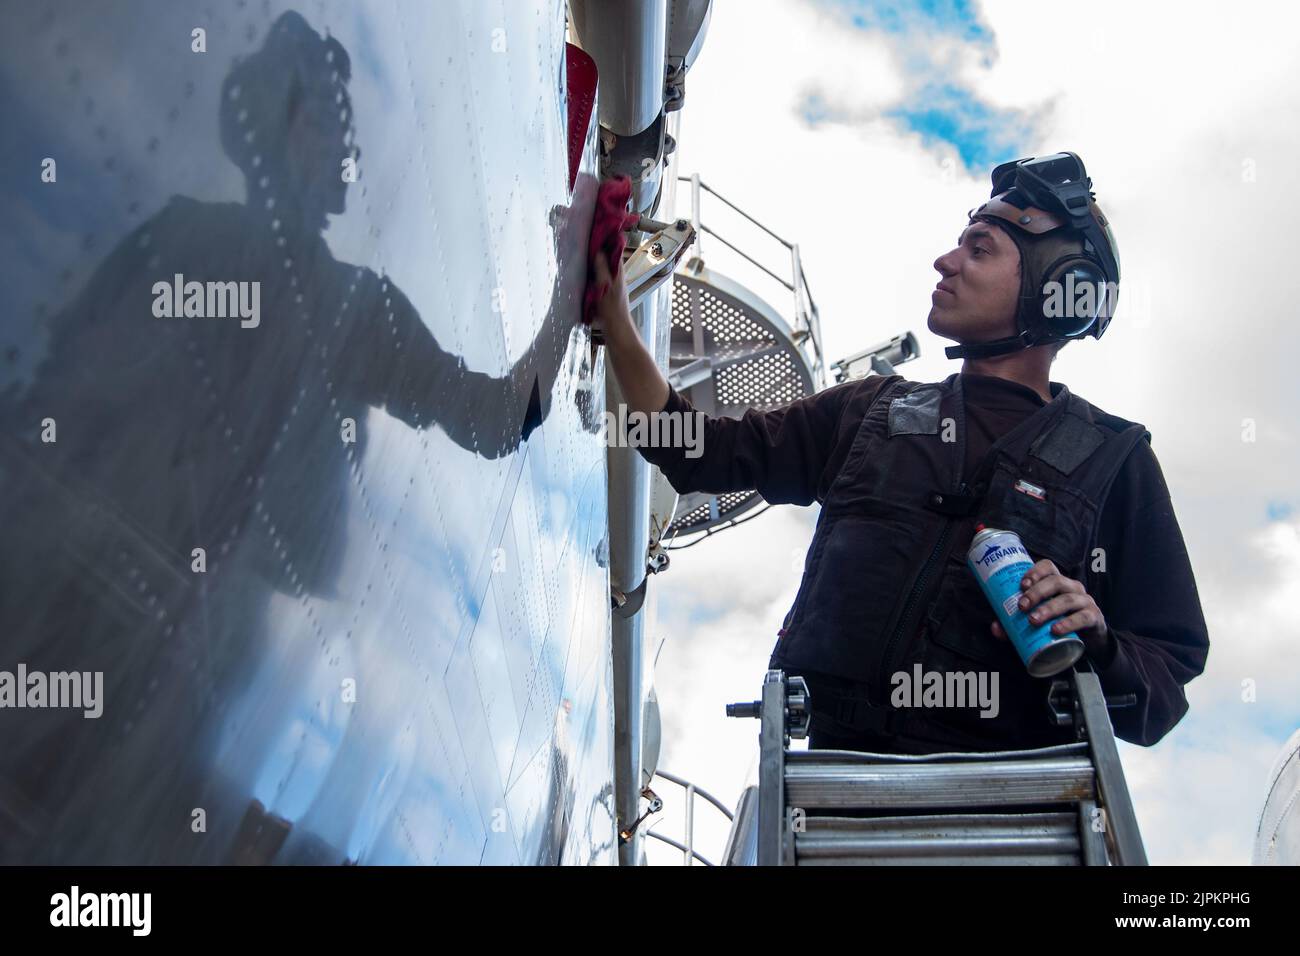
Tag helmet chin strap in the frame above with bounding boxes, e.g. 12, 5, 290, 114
944, 329, 1039, 360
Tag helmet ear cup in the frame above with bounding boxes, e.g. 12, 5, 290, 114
1036, 256, 1113, 339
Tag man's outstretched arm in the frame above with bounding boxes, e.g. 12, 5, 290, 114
592, 243, 859, 506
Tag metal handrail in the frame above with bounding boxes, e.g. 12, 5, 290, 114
649, 768, 736, 866
698, 225, 793, 291
693, 178, 794, 248
676, 174, 825, 387
643, 830, 717, 866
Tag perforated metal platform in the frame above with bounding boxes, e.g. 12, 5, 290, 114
665, 264, 818, 539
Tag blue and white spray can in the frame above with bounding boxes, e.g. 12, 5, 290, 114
967, 523, 1084, 678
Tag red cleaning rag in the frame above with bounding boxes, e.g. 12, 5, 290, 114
583, 174, 641, 326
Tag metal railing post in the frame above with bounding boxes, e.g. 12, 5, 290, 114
685, 781, 695, 865
790, 242, 805, 333
645, 769, 737, 865
690, 172, 702, 259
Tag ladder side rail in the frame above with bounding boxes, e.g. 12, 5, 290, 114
756, 671, 788, 866
1074, 670, 1148, 865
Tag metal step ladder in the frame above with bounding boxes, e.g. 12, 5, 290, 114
721, 669, 1147, 866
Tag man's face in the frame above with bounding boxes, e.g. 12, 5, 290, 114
927, 219, 1022, 344
284, 80, 353, 217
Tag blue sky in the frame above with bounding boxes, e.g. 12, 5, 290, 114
802, 0, 1027, 170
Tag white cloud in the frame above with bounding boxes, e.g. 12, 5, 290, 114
643, 0, 1300, 865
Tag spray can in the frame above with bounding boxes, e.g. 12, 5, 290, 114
967, 524, 1084, 677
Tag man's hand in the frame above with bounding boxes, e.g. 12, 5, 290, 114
590, 243, 671, 416
990, 558, 1111, 655
591, 246, 634, 345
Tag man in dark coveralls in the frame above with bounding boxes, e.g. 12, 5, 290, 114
590, 152, 1209, 755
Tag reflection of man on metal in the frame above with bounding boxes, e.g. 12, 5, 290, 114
0, 10, 579, 862
220, 11, 356, 235
594, 152, 1209, 755
7, 10, 577, 600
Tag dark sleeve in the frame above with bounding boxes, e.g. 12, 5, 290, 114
633, 378, 866, 506
1084, 439, 1210, 746
345, 278, 558, 459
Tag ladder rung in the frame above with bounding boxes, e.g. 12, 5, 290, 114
797, 853, 1083, 866
786, 757, 1095, 809
802, 810, 1078, 832
796, 812, 1080, 861
731, 671, 1145, 865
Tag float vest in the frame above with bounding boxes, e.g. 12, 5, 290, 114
770, 372, 1150, 752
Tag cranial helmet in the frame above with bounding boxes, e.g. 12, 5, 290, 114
946, 151, 1121, 360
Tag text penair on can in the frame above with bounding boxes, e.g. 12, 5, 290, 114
967, 524, 1084, 677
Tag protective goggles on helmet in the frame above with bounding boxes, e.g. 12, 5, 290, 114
986, 151, 1120, 287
